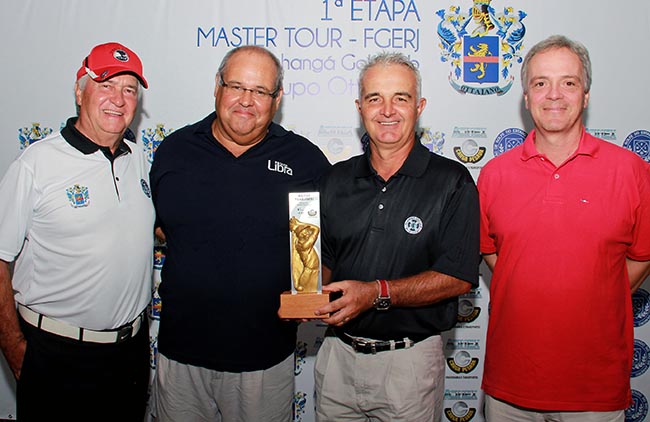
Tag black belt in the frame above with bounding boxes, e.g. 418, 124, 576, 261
333, 329, 433, 354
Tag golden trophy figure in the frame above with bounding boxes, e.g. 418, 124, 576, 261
290, 217, 320, 293
278, 193, 330, 319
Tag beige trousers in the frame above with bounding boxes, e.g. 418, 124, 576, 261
151, 352, 294, 422
314, 335, 444, 422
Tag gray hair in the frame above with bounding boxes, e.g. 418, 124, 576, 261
521, 35, 592, 94
77, 74, 89, 91
358, 52, 422, 99
76, 74, 142, 100
217, 46, 284, 93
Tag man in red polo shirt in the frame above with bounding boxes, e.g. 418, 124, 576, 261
478, 35, 650, 421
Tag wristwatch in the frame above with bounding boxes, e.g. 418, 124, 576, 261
373, 279, 391, 310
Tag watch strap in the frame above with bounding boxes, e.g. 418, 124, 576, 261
376, 279, 390, 298
373, 279, 391, 310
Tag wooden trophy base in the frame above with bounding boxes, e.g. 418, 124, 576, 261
278, 291, 331, 319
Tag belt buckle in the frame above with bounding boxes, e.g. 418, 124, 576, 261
116, 325, 133, 343
352, 338, 378, 354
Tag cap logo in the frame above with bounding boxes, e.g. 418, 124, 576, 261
113, 49, 130, 62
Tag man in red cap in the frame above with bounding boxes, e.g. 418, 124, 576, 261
0, 42, 154, 421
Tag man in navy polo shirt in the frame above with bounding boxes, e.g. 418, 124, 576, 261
313, 52, 480, 422
149, 46, 330, 421
0, 42, 154, 421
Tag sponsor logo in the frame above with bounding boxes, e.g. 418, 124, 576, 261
585, 128, 617, 141
65, 184, 90, 208
453, 139, 486, 164
149, 335, 158, 369
452, 127, 487, 139
268, 160, 293, 176
18, 122, 53, 149
457, 299, 481, 323
318, 125, 359, 160
633, 289, 650, 327
623, 130, 650, 163
149, 247, 165, 320
436, 1, 527, 96
294, 341, 308, 376
328, 138, 344, 155
446, 339, 481, 350
149, 280, 161, 321
318, 126, 355, 138
293, 391, 308, 422
632, 339, 650, 378
444, 401, 477, 422
420, 128, 446, 155
447, 351, 480, 374
142, 124, 174, 163
461, 287, 483, 299
445, 390, 479, 401
493, 127, 526, 156
626, 390, 649, 422
153, 246, 166, 270
404, 216, 423, 234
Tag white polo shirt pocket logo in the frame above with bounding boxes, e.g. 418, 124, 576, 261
65, 184, 90, 208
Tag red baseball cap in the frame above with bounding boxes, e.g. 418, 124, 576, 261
76, 42, 148, 88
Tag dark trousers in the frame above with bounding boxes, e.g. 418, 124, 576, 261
17, 315, 150, 422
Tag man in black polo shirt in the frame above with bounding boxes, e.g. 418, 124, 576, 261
150, 46, 330, 421
313, 52, 480, 421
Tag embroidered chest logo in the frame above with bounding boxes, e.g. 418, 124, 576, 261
140, 179, 152, 198
404, 216, 423, 234
66, 184, 90, 208
267, 160, 293, 176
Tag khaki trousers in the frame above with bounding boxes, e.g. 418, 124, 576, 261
151, 352, 294, 422
314, 335, 444, 422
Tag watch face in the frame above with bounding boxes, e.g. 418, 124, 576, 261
374, 298, 390, 310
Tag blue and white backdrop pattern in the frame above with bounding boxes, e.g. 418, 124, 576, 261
1, 1, 650, 421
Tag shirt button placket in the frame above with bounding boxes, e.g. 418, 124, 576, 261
379, 185, 387, 210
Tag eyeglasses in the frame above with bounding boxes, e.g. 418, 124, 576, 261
219, 78, 279, 100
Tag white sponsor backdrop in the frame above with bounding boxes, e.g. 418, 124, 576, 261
1, 1, 650, 421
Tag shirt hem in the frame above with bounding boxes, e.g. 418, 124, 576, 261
482, 385, 631, 412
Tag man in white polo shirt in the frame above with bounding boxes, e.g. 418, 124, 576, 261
0, 42, 154, 421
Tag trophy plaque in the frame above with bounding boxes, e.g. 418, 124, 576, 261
278, 192, 330, 319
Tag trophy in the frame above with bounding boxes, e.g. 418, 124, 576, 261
278, 192, 330, 319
